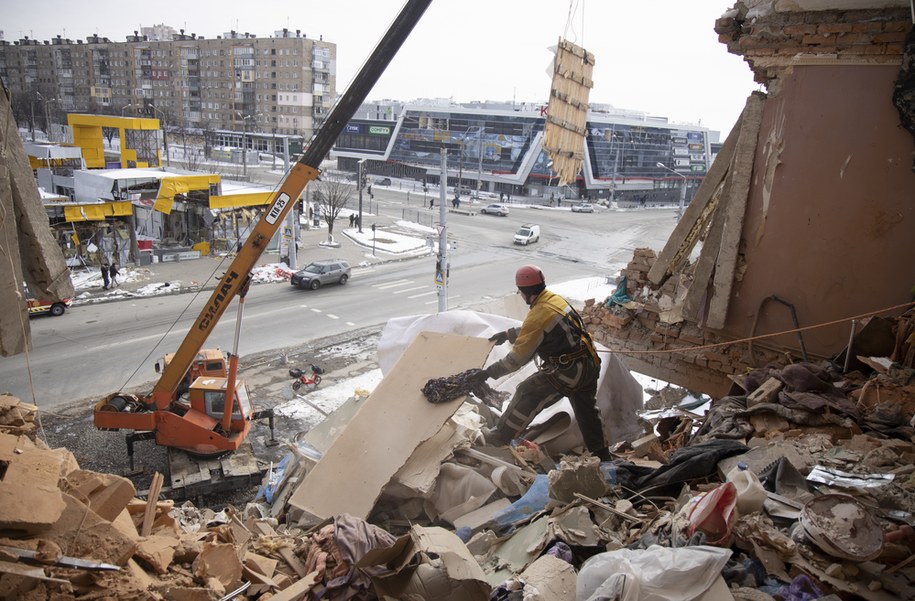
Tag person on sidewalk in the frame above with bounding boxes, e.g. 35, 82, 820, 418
429, 198, 434, 209
472, 264, 612, 461
109, 263, 120, 287
101, 262, 110, 290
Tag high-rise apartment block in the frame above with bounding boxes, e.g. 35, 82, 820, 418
0, 27, 336, 140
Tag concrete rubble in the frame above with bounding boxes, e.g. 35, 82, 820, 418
1, 303, 914, 601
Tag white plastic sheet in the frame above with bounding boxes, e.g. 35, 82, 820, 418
576, 545, 732, 601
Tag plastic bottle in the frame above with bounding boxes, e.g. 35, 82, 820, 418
726, 462, 767, 515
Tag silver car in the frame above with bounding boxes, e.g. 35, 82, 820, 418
291, 260, 351, 290
481, 203, 510, 216
571, 202, 595, 213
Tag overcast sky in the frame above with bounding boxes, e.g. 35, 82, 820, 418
0, 0, 760, 136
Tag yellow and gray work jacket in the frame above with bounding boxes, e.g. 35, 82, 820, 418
487, 289, 598, 380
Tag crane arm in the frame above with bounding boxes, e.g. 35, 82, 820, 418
149, 0, 434, 408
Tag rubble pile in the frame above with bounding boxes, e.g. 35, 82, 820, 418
2, 315, 915, 600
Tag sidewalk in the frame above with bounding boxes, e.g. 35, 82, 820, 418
70, 212, 436, 305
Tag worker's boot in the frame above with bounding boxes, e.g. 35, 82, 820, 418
594, 447, 616, 462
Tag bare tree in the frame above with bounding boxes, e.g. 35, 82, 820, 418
313, 179, 354, 245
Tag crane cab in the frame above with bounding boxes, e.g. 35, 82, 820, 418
189, 376, 253, 431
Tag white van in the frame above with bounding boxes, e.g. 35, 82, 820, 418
514, 224, 540, 245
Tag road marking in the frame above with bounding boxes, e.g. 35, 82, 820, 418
374, 279, 414, 290
310, 308, 323, 313
407, 290, 438, 299
300, 304, 308, 308
326, 314, 339, 320
393, 285, 427, 294
346, 321, 356, 326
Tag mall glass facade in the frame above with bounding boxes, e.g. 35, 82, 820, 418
335, 106, 713, 201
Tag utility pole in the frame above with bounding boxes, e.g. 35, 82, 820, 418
476, 126, 484, 198
284, 139, 297, 269
357, 159, 366, 234
437, 147, 448, 312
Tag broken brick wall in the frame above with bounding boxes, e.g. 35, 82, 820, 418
583, 249, 787, 398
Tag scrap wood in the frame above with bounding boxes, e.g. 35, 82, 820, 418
0, 559, 71, 584
705, 92, 766, 330
263, 570, 317, 601
251, 521, 309, 578
141, 472, 165, 537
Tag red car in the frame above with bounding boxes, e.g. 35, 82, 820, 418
27, 296, 72, 317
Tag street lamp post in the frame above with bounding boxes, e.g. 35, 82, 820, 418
148, 104, 170, 167
37, 92, 57, 142
656, 162, 687, 220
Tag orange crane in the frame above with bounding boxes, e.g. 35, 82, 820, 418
93, 0, 434, 489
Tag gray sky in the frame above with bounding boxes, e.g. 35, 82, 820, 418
0, 0, 760, 136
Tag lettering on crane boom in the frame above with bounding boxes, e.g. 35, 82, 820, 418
265, 193, 291, 225
199, 270, 239, 330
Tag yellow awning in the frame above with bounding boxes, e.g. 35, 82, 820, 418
62, 201, 133, 222
153, 174, 221, 214
208, 192, 274, 209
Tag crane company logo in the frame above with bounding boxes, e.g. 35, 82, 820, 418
265, 193, 291, 225
200, 271, 239, 330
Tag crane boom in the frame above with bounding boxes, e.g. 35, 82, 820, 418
148, 0, 434, 408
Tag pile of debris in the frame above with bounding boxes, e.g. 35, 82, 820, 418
2, 312, 915, 600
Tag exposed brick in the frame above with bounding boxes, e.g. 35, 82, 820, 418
874, 31, 907, 44
882, 21, 911, 33
851, 22, 885, 33
784, 24, 817, 35
694, 355, 708, 368
835, 32, 875, 45
818, 23, 853, 34
885, 42, 905, 54
602, 313, 632, 329
803, 33, 836, 45
751, 48, 777, 56
708, 360, 723, 371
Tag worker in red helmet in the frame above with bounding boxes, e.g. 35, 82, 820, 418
476, 264, 612, 461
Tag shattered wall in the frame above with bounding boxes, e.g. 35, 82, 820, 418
585, 4, 915, 396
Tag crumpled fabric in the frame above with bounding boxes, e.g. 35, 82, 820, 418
422, 368, 508, 407
301, 513, 398, 601
776, 574, 823, 601
692, 396, 754, 442
633, 439, 750, 495
745, 363, 860, 420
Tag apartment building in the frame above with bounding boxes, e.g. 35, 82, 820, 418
0, 27, 336, 143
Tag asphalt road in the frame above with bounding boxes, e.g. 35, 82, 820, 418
1, 203, 677, 410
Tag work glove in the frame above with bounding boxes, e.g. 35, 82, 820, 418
488, 330, 511, 345
464, 368, 489, 384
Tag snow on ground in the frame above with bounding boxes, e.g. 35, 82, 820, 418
274, 369, 384, 421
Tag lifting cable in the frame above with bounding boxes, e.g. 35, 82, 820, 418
594, 300, 915, 357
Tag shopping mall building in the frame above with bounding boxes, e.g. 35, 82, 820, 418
334, 103, 722, 205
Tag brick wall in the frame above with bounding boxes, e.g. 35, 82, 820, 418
714, 6, 911, 84
582, 248, 787, 397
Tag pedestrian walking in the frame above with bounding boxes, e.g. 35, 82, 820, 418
349, 213, 355, 227
109, 263, 120, 287
429, 198, 434, 209
101, 262, 110, 290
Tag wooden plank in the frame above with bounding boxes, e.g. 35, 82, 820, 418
251, 521, 309, 578
647, 109, 745, 285
287, 332, 493, 521
267, 571, 318, 601
141, 472, 164, 537
706, 92, 766, 329
681, 183, 729, 321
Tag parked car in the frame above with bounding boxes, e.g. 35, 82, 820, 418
480, 203, 510, 216
290, 260, 351, 290
571, 203, 595, 213
377, 177, 392, 186
514, 224, 541, 246
27, 296, 72, 317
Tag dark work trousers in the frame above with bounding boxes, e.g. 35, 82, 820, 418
496, 355, 605, 452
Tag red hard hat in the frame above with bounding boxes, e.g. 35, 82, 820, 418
515, 265, 545, 287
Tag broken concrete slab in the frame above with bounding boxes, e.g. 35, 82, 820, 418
63, 469, 136, 523
287, 332, 493, 523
